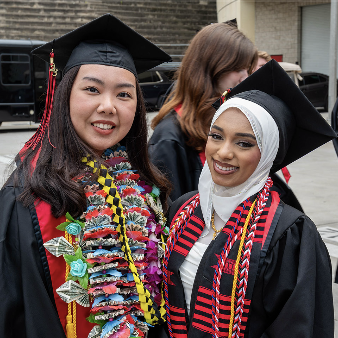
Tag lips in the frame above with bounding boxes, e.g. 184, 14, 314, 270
213, 160, 239, 175
91, 120, 116, 135
92, 121, 116, 130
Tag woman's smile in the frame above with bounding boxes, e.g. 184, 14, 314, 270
91, 120, 116, 134
213, 160, 239, 174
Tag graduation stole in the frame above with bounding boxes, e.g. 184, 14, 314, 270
163, 177, 273, 338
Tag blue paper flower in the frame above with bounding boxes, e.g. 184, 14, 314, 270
104, 148, 114, 156
70, 259, 87, 277
151, 185, 160, 196
65, 222, 82, 235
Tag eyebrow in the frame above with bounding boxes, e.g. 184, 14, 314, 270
82, 77, 135, 89
211, 124, 256, 140
82, 76, 104, 85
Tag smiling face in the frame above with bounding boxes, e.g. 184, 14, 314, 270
69, 64, 137, 154
217, 69, 249, 94
205, 107, 261, 188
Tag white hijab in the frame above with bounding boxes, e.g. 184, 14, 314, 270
198, 97, 280, 237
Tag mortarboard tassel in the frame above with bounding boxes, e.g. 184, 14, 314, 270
281, 166, 291, 184
25, 50, 58, 150
212, 88, 232, 111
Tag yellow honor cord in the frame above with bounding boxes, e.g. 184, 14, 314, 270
228, 199, 256, 338
64, 231, 77, 338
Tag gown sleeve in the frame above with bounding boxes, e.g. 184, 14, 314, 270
148, 138, 192, 202
249, 209, 334, 338
0, 184, 66, 338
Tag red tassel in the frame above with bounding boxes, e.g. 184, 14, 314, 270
220, 88, 232, 105
25, 50, 58, 150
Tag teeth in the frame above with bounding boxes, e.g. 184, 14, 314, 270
92, 123, 114, 130
215, 162, 237, 171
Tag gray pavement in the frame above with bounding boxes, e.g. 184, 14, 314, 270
1, 114, 338, 335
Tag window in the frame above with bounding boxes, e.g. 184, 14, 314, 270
1, 53, 31, 85
319, 75, 327, 83
138, 71, 154, 83
304, 75, 320, 85
138, 71, 162, 84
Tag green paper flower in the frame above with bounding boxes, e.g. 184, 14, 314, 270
70, 259, 87, 277
64, 247, 93, 288
66, 222, 82, 235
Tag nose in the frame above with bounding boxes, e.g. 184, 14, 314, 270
97, 94, 116, 114
217, 141, 234, 160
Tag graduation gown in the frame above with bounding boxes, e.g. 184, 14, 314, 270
164, 190, 334, 338
0, 180, 68, 338
148, 111, 303, 212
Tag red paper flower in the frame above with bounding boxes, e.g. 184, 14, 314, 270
129, 173, 140, 180
96, 190, 107, 197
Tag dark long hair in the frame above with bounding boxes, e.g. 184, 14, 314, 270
13, 66, 170, 218
152, 23, 257, 151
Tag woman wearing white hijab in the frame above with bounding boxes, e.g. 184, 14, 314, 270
162, 61, 335, 338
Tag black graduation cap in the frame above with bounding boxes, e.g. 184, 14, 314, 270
32, 13, 171, 76
212, 59, 337, 172
224, 18, 237, 27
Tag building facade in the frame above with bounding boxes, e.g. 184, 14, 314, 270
217, 0, 332, 74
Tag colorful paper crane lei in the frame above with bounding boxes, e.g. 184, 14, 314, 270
44, 145, 168, 338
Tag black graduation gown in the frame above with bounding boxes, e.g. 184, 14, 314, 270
331, 96, 338, 156
163, 191, 334, 338
148, 111, 203, 202
148, 111, 304, 212
0, 180, 67, 338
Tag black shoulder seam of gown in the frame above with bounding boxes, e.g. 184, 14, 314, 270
266, 202, 305, 253
168, 190, 199, 222
29, 204, 57, 309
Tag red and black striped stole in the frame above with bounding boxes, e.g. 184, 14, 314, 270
164, 183, 280, 338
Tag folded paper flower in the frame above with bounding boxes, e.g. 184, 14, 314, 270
56, 280, 90, 307
87, 325, 101, 338
43, 237, 75, 257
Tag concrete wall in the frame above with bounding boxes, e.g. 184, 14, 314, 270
216, 0, 330, 63
255, 0, 330, 63
217, 0, 255, 43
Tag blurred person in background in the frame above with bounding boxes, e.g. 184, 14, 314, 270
253, 50, 272, 72
148, 22, 257, 201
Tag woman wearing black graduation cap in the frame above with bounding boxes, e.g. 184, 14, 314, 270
162, 60, 335, 338
0, 14, 171, 338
